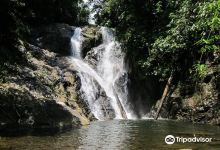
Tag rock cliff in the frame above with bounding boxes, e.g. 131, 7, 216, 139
0, 23, 102, 130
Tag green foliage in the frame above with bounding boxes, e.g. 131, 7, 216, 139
148, 0, 195, 76
78, 2, 90, 25
149, 0, 220, 77
193, 63, 207, 78
96, 0, 220, 81
195, 0, 220, 54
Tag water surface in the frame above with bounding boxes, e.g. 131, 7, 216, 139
1, 120, 220, 150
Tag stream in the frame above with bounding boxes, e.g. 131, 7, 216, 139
1, 120, 220, 149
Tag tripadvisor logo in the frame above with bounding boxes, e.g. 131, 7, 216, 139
165, 135, 175, 144
165, 135, 212, 145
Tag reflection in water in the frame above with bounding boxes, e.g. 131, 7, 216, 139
79, 121, 129, 149
1, 120, 220, 150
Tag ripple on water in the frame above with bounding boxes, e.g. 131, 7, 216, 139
1, 120, 220, 150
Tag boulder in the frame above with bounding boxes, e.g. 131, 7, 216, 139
31, 23, 75, 56
0, 86, 81, 130
84, 44, 105, 69
81, 26, 102, 58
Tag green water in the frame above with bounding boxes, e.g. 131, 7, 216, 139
1, 120, 220, 150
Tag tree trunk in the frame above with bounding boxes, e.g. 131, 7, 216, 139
154, 72, 174, 120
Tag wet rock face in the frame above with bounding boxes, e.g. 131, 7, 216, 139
93, 84, 116, 120
84, 45, 105, 69
76, 76, 116, 120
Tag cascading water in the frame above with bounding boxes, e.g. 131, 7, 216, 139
70, 27, 136, 120
70, 28, 82, 58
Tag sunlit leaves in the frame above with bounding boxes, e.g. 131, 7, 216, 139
149, 0, 219, 77
195, 0, 220, 54
193, 63, 207, 78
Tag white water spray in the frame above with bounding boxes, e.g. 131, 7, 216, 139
70, 28, 82, 58
70, 27, 136, 120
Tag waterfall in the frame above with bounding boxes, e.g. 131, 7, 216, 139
70, 27, 136, 120
70, 28, 82, 58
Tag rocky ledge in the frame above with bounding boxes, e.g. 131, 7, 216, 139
0, 23, 102, 130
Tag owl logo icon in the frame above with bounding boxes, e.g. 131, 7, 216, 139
165, 135, 175, 144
